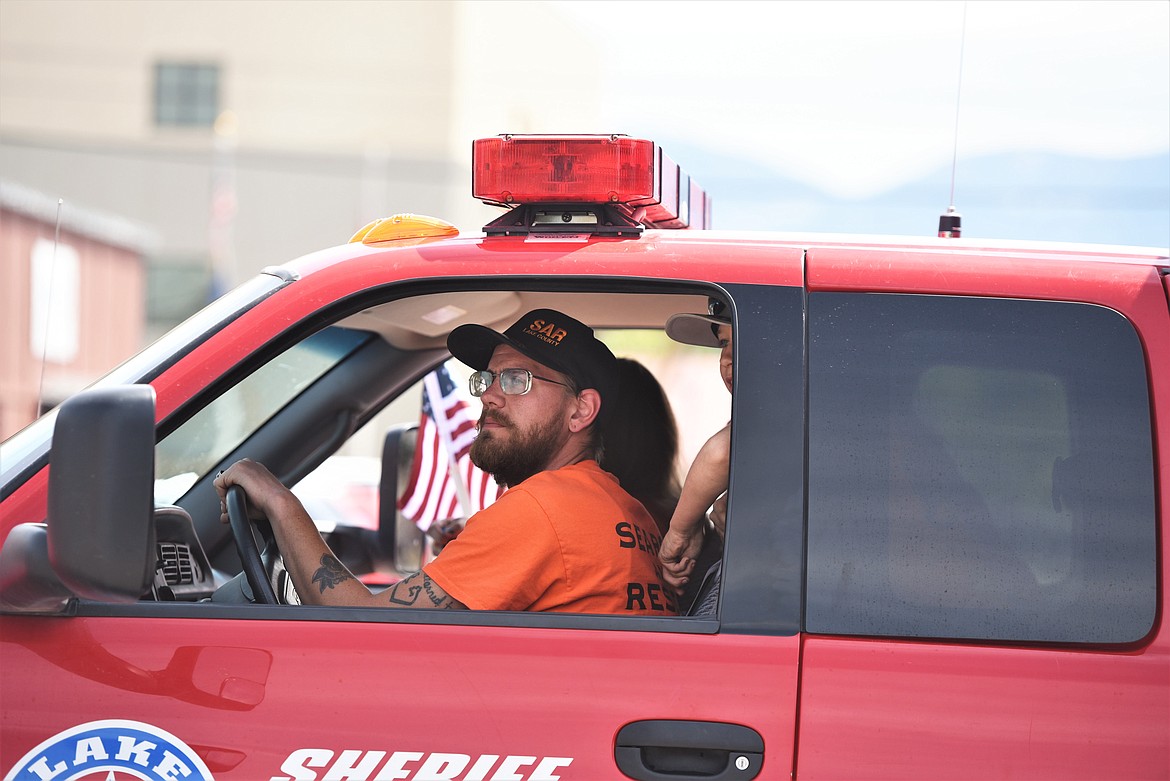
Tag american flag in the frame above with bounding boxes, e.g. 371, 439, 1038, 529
397, 364, 502, 530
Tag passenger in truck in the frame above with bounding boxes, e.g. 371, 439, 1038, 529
599, 356, 683, 535
430, 355, 682, 550
215, 309, 678, 615
658, 298, 733, 617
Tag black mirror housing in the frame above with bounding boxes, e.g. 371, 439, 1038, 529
0, 523, 75, 613
378, 423, 425, 573
48, 385, 157, 602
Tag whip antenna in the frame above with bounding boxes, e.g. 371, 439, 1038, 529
939, 2, 967, 239
36, 198, 64, 411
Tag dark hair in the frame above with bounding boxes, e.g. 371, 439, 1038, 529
599, 358, 681, 534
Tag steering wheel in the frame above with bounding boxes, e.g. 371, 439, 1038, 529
226, 485, 279, 604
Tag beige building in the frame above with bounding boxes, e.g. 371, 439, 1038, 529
0, 0, 599, 430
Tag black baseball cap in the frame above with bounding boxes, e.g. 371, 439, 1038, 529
448, 309, 618, 398
665, 297, 731, 348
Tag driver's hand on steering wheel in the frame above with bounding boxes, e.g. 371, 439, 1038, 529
213, 459, 293, 525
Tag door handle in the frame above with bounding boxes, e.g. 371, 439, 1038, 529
614, 720, 764, 781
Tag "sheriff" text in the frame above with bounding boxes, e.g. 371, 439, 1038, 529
270, 749, 574, 781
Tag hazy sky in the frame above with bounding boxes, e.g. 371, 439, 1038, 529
555, 0, 1169, 198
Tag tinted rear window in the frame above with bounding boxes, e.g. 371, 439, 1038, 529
806, 293, 1156, 644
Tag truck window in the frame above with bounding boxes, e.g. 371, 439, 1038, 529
155, 327, 372, 503
138, 288, 735, 621
805, 293, 1156, 644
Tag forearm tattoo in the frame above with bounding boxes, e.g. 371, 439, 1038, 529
311, 554, 354, 594
387, 572, 466, 609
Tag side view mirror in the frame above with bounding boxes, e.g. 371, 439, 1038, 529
316, 423, 425, 579
0, 386, 157, 613
378, 423, 425, 573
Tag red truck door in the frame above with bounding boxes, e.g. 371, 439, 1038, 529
1, 280, 808, 781
794, 247, 1170, 779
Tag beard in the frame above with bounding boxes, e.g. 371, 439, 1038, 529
470, 408, 565, 488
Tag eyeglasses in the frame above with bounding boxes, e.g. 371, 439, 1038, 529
468, 368, 575, 397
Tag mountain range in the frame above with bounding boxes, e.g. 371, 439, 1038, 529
681, 148, 1170, 248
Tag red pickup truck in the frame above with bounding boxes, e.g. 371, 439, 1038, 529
2, 136, 1167, 781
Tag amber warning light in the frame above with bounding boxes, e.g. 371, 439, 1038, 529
473, 134, 711, 237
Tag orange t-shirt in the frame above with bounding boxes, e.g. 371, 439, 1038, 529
424, 461, 677, 615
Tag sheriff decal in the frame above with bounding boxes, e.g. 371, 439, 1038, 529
4, 720, 213, 781
271, 749, 574, 781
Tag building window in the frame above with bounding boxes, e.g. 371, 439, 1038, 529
30, 237, 79, 364
154, 62, 219, 127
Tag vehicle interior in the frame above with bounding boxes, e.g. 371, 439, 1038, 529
144, 286, 733, 615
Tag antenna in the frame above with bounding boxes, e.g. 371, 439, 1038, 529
939, 2, 967, 239
36, 198, 64, 413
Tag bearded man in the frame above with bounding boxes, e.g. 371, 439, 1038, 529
216, 309, 676, 615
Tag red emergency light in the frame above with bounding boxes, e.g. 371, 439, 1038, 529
473, 134, 711, 236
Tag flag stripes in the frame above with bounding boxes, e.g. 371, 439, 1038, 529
397, 365, 502, 529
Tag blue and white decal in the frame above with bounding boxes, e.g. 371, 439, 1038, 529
4, 720, 213, 781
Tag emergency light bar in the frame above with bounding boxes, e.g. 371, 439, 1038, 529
473, 134, 711, 236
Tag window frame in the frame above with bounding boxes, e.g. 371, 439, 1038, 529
67, 278, 805, 637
